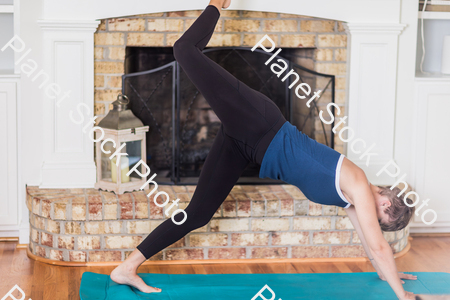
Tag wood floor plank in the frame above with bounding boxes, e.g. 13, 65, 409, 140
191, 264, 207, 274
0, 243, 16, 293
30, 262, 45, 300
309, 262, 341, 274
247, 263, 267, 274
12, 244, 34, 299
332, 262, 354, 273
42, 265, 58, 300
0, 241, 4, 262
267, 263, 290, 273
68, 267, 83, 300
290, 262, 315, 273
57, 266, 70, 300
346, 262, 366, 273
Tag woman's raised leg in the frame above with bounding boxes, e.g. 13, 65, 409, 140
173, 3, 284, 145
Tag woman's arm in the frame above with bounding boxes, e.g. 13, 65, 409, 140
345, 205, 384, 277
345, 205, 418, 283
342, 169, 413, 300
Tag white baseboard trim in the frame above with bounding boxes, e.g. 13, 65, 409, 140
410, 226, 450, 234
0, 230, 19, 238
0, 223, 29, 243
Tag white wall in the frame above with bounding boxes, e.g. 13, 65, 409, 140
17, 0, 44, 241
415, 19, 450, 73
19, 0, 45, 187
0, 13, 14, 72
0, 0, 44, 241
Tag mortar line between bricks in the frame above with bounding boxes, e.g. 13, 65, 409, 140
67, 197, 73, 224
74, 233, 78, 250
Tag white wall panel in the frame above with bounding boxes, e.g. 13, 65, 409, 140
410, 79, 450, 231
38, 21, 99, 188
344, 23, 406, 184
54, 42, 84, 153
0, 82, 18, 226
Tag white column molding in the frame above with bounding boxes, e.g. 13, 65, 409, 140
343, 23, 406, 185
0, 81, 19, 226
37, 20, 100, 188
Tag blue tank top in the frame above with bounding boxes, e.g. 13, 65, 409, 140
259, 121, 351, 208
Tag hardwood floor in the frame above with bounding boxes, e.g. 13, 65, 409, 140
0, 236, 449, 300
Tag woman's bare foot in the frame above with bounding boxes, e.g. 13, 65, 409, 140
209, 0, 230, 12
222, 0, 231, 9
110, 249, 161, 293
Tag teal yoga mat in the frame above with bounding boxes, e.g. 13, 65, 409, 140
80, 272, 450, 300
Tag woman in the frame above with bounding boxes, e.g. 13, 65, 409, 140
111, 1, 416, 299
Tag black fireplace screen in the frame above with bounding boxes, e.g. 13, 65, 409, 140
122, 47, 336, 185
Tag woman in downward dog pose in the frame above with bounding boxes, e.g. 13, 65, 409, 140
111, 1, 417, 299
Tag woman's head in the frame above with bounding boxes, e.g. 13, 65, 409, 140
373, 185, 415, 232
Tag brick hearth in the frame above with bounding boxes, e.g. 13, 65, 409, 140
26, 185, 409, 263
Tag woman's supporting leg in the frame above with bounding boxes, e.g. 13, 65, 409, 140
136, 126, 249, 259
111, 127, 249, 292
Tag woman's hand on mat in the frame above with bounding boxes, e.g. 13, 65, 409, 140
400, 291, 416, 299
398, 272, 418, 283
379, 272, 418, 284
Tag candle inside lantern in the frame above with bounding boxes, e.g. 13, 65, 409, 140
111, 156, 130, 183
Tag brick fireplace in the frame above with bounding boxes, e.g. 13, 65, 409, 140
93, 10, 347, 155
26, 8, 411, 263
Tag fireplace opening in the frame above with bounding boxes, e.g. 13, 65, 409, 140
122, 46, 336, 185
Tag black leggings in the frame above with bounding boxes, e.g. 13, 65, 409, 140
136, 5, 286, 259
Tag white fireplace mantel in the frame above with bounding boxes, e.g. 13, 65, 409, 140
40, 0, 403, 23
30, 0, 418, 189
